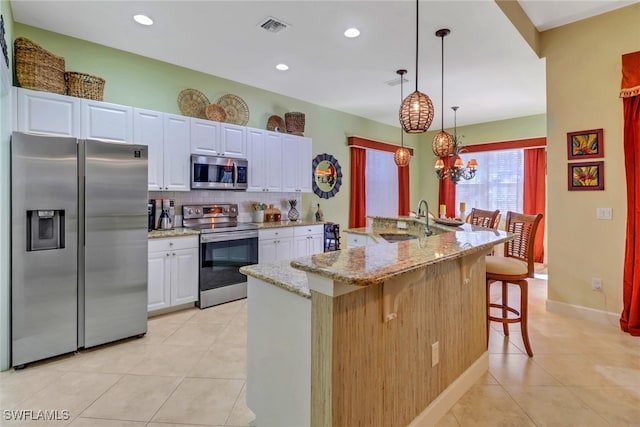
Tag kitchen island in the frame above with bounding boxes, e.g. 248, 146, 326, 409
241, 219, 511, 427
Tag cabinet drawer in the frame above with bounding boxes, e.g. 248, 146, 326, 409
149, 235, 198, 252
293, 225, 324, 238
259, 227, 294, 241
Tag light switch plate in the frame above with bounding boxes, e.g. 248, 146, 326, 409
596, 208, 612, 220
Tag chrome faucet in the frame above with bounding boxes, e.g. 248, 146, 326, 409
416, 199, 432, 236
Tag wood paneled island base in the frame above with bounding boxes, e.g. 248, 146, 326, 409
310, 254, 488, 427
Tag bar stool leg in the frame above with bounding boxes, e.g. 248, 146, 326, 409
501, 281, 509, 336
486, 280, 491, 347
519, 280, 533, 357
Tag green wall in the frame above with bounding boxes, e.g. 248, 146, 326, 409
0, 0, 13, 371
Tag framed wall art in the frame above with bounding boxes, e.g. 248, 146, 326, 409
567, 128, 604, 160
312, 153, 342, 199
568, 161, 604, 191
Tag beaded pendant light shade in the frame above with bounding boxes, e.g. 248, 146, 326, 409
399, 0, 434, 134
394, 69, 411, 167
432, 28, 454, 157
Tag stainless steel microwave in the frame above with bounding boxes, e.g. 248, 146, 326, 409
191, 155, 248, 190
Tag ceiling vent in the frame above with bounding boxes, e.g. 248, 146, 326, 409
258, 17, 290, 34
385, 76, 410, 87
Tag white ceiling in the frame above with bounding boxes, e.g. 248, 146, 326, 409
9, 0, 637, 129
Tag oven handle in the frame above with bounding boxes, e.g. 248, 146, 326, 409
200, 230, 258, 243
233, 162, 238, 188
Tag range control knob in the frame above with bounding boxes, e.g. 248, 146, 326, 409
188, 209, 193, 215
195, 208, 201, 214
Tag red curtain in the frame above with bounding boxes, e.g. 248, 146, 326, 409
349, 147, 367, 228
523, 148, 546, 263
621, 51, 640, 336
398, 165, 410, 216
438, 157, 456, 218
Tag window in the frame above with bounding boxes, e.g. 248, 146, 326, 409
365, 149, 398, 217
456, 149, 524, 216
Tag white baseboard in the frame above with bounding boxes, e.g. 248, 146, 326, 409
546, 299, 619, 327
408, 352, 488, 427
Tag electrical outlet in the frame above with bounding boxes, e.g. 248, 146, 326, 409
431, 341, 439, 367
592, 277, 603, 291
311, 201, 318, 209
397, 221, 407, 229
596, 208, 612, 220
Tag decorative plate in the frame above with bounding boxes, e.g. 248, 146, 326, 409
434, 218, 465, 227
177, 88, 209, 118
216, 93, 249, 126
206, 103, 227, 122
266, 115, 286, 132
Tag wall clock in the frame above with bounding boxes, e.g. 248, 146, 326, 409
312, 153, 342, 199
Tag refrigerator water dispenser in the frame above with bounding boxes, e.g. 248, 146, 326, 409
26, 209, 65, 251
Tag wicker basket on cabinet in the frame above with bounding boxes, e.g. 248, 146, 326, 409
65, 72, 106, 101
285, 112, 305, 135
14, 37, 66, 94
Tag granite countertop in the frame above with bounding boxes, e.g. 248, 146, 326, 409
240, 260, 311, 299
148, 228, 200, 239
290, 224, 512, 287
252, 220, 326, 229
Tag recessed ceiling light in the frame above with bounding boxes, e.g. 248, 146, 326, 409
344, 28, 360, 38
276, 63, 289, 71
133, 14, 153, 26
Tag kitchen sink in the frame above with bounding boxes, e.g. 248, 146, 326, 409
378, 233, 418, 243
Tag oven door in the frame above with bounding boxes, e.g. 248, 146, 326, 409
198, 230, 258, 308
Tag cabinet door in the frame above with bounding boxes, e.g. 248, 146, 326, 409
263, 132, 283, 192
309, 234, 325, 255
247, 128, 282, 192
258, 239, 278, 264
246, 128, 266, 192
148, 250, 171, 311
276, 237, 294, 261
171, 247, 198, 305
281, 135, 298, 192
190, 118, 220, 156
134, 108, 164, 191
297, 137, 313, 193
293, 235, 309, 258
16, 88, 81, 136
163, 114, 191, 191
282, 135, 312, 192
220, 123, 246, 158
82, 100, 133, 143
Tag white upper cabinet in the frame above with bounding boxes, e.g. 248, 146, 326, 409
81, 99, 133, 143
247, 127, 282, 192
190, 119, 246, 158
133, 108, 164, 191
220, 123, 247, 158
281, 134, 312, 193
163, 114, 191, 191
15, 87, 81, 137
190, 118, 221, 156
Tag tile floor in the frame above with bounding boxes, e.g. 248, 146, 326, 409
1, 276, 639, 426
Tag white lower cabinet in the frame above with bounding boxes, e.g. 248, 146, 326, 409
346, 232, 376, 248
293, 225, 324, 257
258, 228, 294, 263
148, 236, 198, 312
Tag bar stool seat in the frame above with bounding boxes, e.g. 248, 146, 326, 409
486, 211, 542, 357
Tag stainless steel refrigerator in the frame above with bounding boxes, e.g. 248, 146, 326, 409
11, 132, 148, 368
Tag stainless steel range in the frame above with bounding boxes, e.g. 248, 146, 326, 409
183, 204, 258, 308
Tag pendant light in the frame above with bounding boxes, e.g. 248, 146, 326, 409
432, 28, 454, 157
399, 0, 434, 134
394, 69, 411, 167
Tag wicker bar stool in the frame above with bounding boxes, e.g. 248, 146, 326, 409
465, 208, 500, 229
485, 211, 543, 357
